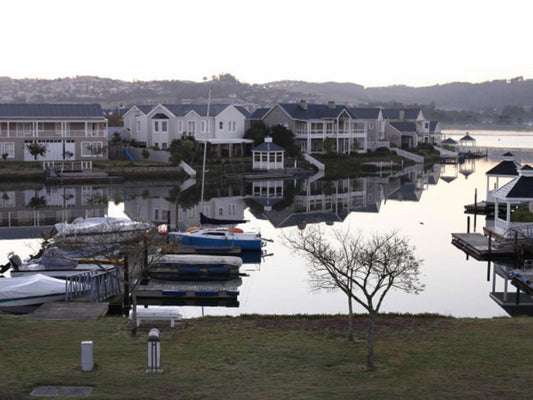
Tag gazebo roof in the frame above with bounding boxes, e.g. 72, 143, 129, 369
441, 137, 458, 145
459, 133, 476, 142
493, 165, 533, 200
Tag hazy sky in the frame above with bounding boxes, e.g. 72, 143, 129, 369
1, 0, 531, 87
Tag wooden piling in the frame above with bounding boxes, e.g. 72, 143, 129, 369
487, 232, 492, 281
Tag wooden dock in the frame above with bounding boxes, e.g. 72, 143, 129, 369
451, 233, 517, 261
29, 302, 109, 321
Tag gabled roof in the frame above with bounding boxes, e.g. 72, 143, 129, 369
278, 103, 354, 121
429, 121, 439, 132
382, 108, 421, 120
162, 104, 230, 117
234, 106, 251, 118
390, 121, 417, 132
441, 137, 458, 145
0, 103, 105, 119
349, 108, 381, 119
250, 107, 271, 119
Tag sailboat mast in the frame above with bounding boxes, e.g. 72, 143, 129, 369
200, 89, 211, 209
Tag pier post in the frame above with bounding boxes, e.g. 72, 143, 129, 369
487, 232, 492, 281
123, 255, 130, 315
467, 216, 470, 233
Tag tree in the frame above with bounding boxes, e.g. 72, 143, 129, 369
323, 137, 336, 154
26, 142, 47, 160
271, 124, 301, 157
284, 226, 423, 370
244, 121, 268, 146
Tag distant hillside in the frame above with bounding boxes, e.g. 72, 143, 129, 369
0, 74, 531, 113
271, 76, 533, 111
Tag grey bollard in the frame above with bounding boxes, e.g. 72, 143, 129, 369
81, 341, 93, 372
146, 328, 162, 373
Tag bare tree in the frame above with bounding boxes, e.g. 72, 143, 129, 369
284, 226, 424, 370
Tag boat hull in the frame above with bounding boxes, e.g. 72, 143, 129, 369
170, 232, 262, 251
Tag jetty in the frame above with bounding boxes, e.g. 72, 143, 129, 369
451, 233, 517, 261
44, 160, 123, 185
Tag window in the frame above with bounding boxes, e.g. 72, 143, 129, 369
2, 143, 14, 158
369, 122, 375, 129
254, 153, 260, 162
81, 142, 103, 157
187, 121, 196, 135
219, 121, 223, 130
136, 119, 141, 132
229, 121, 236, 132
161, 121, 168, 132
154, 209, 159, 220
218, 208, 223, 216
276, 153, 282, 162
154, 121, 159, 133
177, 121, 182, 134
201, 121, 207, 133
162, 142, 167, 149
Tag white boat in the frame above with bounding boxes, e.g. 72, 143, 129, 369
8, 247, 116, 279
53, 216, 152, 244
169, 227, 263, 251
0, 274, 66, 312
149, 253, 242, 280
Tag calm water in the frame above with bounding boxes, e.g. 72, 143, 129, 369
2, 129, 533, 318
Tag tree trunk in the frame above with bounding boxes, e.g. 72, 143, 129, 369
347, 296, 354, 341
366, 311, 377, 370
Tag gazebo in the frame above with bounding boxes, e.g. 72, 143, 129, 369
252, 136, 285, 171
485, 152, 521, 203
458, 132, 477, 154
492, 165, 533, 238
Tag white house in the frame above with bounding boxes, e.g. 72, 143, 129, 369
123, 103, 253, 157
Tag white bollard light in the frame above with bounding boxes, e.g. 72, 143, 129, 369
81, 341, 93, 372
146, 328, 162, 373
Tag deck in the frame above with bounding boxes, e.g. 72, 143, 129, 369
451, 233, 517, 261
29, 301, 110, 321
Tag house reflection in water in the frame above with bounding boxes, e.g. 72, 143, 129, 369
0, 185, 108, 239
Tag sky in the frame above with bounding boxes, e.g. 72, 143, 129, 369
1, 0, 531, 88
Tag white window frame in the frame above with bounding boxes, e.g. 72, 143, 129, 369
153, 121, 159, 133
2, 142, 15, 158
81, 141, 104, 158
161, 121, 168, 133
177, 121, 183, 134
188, 121, 196, 135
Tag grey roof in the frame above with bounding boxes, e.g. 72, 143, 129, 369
390, 121, 417, 132
506, 176, 533, 198
382, 108, 421, 120
0, 103, 105, 119
278, 103, 354, 121
161, 104, 229, 117
429, 121, 439, 132
349, 108, 381, 119
234, 106, 251, 118
460, 133, 476, 141
486, 160, 521, 176
441, 138, 458, 145
253, 140, 285, 152
250, 107, 271, 119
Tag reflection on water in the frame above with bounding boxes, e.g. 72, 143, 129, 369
3, 149, 533, 317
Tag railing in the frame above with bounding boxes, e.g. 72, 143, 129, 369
12, 129, 106, 138
391, 148, 424, 163
433, 145, 458, 158
65, 269, 121, 302
43, 161, 93, 171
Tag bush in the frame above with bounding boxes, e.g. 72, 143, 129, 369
141, 149, 150, 159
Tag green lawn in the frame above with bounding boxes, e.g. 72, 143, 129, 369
0, 314, 531, 399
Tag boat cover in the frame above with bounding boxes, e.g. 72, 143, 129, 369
54, 217, 152, 236
0, 274, 66, 301
150, 254, 243, 267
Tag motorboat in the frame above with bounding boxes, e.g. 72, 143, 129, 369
168, 226, 263, 251
52, 216, 153, 244
0, 274, 66, 313
148, 253, 242, 280
5, 247, 117, 279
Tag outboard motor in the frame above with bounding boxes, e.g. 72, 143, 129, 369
8, 253, 22, 271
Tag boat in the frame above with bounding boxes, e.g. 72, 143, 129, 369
0, 274, 67, 313
148, 253, 242, 280
168, 226, 263, 251
7, 247, 116, 278
52, 216, 153, 244
200, 212, 248, 225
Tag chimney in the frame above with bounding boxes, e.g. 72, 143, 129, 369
399, 109, 405, 121
327, 101, 336, 109
299, 100, 308, 111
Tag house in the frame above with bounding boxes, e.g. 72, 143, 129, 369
123, 103, 253, 157
0, 103, 108, 161
258, 100, 367, 154
349, 108, 388, 151
383, 108, 437, 147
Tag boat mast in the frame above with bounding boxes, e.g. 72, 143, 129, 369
200, 88, 211, 210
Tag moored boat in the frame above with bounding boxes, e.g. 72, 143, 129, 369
52, 216, 152, 244
0, 274, 67, 313
149, 253, 242, 280
168, 226, 263, 251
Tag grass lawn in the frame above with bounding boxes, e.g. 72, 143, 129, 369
0, 313, 531, 399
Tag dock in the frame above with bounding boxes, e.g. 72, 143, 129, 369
168, 243, 243, 257
451, 233, 517, 261
29, 302, 110, 321
135, 278, 241, 307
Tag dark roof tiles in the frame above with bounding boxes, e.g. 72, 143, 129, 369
0, 103, 105, 118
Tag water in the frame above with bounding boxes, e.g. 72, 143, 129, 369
2, 129, 533, 318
